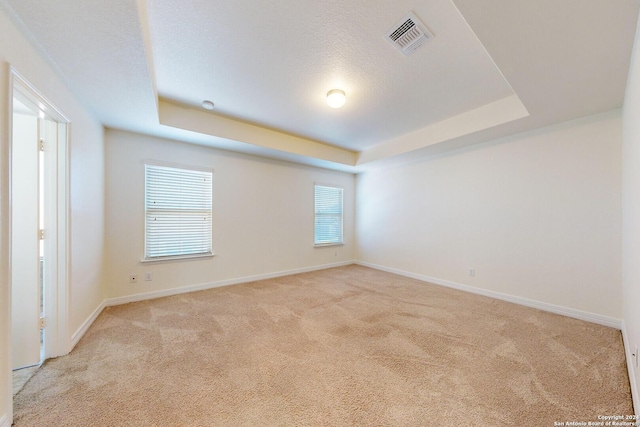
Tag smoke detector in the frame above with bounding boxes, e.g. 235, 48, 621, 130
386, 12, 433, 56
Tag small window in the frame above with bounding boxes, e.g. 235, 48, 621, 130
144, 164, 213, 260
314, 184, 343, 246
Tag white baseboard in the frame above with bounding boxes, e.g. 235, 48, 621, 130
70, 300, 106, 350
622, 322, 639, 415
105, 261, 353, 307
0, 413, 10, 427
355, 261, 622, 329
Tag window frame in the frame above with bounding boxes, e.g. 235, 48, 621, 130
313, 183, 344, 247
142, 161, 214, 263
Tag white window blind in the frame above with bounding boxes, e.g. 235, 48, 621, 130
145, 164, 212, 260
314, 185, 343, 245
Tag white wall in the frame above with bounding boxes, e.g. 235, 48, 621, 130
622, 8, 640, 413
0, 6, 105, 425
357, 110, 622, 320
104, 129, 354, 300
68, 124, 106, 333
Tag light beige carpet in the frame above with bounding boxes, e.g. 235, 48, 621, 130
12, 366, 39, 397
13, 265, 632, 426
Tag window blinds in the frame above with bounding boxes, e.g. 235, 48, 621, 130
145, 164, 212, 259
314, 185, 343, 245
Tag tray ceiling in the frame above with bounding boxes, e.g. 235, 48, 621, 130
1, 0, 637, 172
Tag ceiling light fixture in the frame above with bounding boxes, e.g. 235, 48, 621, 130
202, 100, 215, 110
326, 89, 346, 108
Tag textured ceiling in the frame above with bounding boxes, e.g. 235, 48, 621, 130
1, 0, 638, 172
149, 0, 514, 151
2, 0, 158, 132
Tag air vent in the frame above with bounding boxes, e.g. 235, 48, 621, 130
386, 12, 433, 56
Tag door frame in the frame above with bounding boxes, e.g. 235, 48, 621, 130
9, 67, 70, 362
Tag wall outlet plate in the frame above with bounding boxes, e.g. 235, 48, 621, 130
129, 274, 138, 284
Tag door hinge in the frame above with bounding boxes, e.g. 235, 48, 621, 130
39, 317, 46, 330
39, 229, 44, 240
39, 138, 45, 152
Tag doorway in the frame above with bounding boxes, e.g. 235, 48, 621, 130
10, 69, 69, 392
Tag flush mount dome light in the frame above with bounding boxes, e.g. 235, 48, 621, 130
202, 100, 215, 110
326, 89, 346, 108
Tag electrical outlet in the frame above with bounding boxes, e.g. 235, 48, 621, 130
468, 269, 476, 277
129, 274, 138, 284
145, 272, 153, 281
334, 251, 338, 257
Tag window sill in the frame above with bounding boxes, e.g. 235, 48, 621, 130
140, 253, 215, 264
314, 243, 344, 248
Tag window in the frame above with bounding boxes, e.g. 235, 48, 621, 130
314, 184, 343, 246
144, 164, 213, 260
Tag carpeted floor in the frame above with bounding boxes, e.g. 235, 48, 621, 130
13, 265, 633, 426
12, 366, 38, 397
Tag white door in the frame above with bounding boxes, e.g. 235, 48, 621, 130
11, 102, 42, 370
10, 70, 71, 371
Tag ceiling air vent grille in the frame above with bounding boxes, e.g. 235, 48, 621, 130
386, 12, 433, 56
